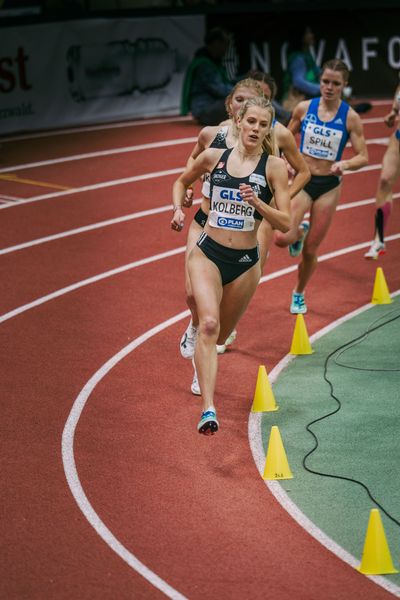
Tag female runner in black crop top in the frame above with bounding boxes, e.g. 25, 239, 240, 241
179, 78, 267, 361
171, 97, 290, 436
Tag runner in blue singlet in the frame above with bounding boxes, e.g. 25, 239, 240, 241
274, 59, 368, 315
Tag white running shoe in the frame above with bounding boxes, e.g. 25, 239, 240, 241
180, 320, 197, 359
364, 240, 386, 260
225, 329, 237, 347
216, 329, 237, 354
191, 359, 201, 395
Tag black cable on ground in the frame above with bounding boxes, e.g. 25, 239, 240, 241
302, 307, 400, 527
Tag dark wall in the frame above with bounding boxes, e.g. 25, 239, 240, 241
208, 8, 400, 98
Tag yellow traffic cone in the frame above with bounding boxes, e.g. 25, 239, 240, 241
357, 509, 398, 575
371, 267, 392, 304
263, 426, 293, 480
290, 314, 314, 355
251, 365, 279, 412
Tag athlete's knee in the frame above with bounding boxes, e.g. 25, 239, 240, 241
198, 315, 220, 340
274, 229, 296, 247
274, 230, 290, 247
259, 253, 268, 273
379, 174, 394, 192
302, 246, 318, 263
274, 231, 286, 247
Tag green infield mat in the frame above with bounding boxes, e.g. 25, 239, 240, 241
261, 294, 400, 582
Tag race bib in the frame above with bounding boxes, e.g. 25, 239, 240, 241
249, 173, 266, 187
302, 122, 343, 161
208, 185, 255, 231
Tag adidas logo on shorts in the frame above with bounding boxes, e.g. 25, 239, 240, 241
239, 254, 252, 263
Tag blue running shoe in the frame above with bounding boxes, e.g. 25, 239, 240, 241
289, 220, 310, 257
290, 291, 307, 314
197, 409, 219, 435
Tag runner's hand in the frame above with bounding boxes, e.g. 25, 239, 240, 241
183, 186, 194, 208
239, 183, 257, 206
330, 161, 346, 176
384, 111, 398, 128
171, 208, 185, 232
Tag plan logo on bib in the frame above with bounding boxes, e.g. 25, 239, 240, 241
217, 217, 244, 229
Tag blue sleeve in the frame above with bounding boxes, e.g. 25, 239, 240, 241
290, 55, 320, 97
195, 62, 232, 98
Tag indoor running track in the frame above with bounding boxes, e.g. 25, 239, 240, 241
1, 102, 399, 600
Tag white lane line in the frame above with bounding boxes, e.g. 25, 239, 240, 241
61, 238, 400, 599
343, 134, 389, 151
371, 100, 392, 106
1, 116, 194, 143
0, 135, 387, 176
363, 137, 389, 146
362, 117, 391, 124
62, 310, 190, 600
0, 167, 185, 210
2, 191, 399, 257
0, 106, 389, 145
0, 159, 386, 213
0, 199, 202, 256
1, 233, 399, 325
0, 194, 24, 206
257, 233, 400, 284
337, 192, 400, 212
0, 246, 185, 324
248, 291, 400, 599
0, 194, 20, 201
0, 137, 197, 174
347, 163, 381, 173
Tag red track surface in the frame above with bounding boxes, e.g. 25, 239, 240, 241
1, 104, 399, 600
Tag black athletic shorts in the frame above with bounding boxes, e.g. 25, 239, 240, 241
303, 175, 341, 201
194, 207, 208, 228
197, 232, 259, 286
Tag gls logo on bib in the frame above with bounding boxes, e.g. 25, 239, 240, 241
219, 188, 242, 201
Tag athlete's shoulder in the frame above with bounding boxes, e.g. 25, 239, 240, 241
294, 98, 312, 119
345, 103, 363, 130
274, 121, 294, 143
198, 125, 221, 147
203, 145, 227, 162
266, 153, 287, 174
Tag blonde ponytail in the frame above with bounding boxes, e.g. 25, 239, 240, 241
262, 128, 279, 156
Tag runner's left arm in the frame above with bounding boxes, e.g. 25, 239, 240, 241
240, 156, 291, 232
330, 111, 368, 175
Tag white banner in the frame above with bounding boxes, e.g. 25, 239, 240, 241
0, 15, 204, 135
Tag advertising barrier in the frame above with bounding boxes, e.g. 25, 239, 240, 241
0, 15, 204, 135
